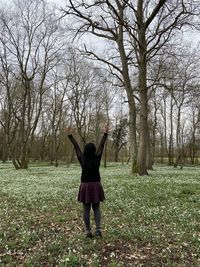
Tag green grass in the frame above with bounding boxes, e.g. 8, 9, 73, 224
0, 162, 200, 266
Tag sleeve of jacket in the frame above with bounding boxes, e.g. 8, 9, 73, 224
68, 135, 82, 165
96, 133, 108, 160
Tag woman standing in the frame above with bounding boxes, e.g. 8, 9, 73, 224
67, 126, 108, 238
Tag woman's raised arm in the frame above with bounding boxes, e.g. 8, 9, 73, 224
66, 128, 82, 164
96, 125, 108, 159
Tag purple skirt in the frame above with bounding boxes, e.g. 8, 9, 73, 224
78, 182, 105, 204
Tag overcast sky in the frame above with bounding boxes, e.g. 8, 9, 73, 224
0, 0, 199, 47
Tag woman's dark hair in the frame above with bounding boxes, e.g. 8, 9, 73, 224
82, 143, 96, 168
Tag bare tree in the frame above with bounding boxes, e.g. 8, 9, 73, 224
187, 87, 200, 164
68, 50, 107, 146
0, 0, 62, 169
46, 66, 70, 167
61, 0, 138, 173
61, 0, 200, 175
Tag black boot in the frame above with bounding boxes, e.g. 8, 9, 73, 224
95, 229, 102, 238
86, 230, 93, 238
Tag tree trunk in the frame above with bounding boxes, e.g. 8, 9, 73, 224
117, 11, 138, 174
160, 132, 164, 164
121, 146, 124, 165
137, 9, 149, 175
151, 96, 158, 166
169, 94, 174, 165
50, 133, 54, 165
146, 139, 153, 170
20, 143, 29, 169
168, 134, 173, 165
174, 107, 182, 168
114, 146, 119, 162
2, 136, 8, 163
128, 97, 138, 173
190, 122, 196, 164
103, 139, 107, 168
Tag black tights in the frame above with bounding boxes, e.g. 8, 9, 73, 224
83, 203, 101, 232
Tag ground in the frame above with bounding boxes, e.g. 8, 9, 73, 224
0, 162, 200, 266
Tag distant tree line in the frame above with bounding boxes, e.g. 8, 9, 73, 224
0, 0, 200, 173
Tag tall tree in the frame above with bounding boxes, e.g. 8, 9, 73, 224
62, 0, 138, 173
62, 0, 200, 175
0, 0, 62, 169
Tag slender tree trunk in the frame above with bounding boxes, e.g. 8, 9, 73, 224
114, 146, 119, 162
121, 146, 124, 165
7, 143, 20, 170
162, 98, 169, 163
40, 137, 46, 161
190, 118, 196, 164
160, 132, 164, 164
2, 134, 8, 162
54, 136, 59, 167
191, 134, 196, 164
175, 107, 181, 168
50, 135, 54, 165
169, 134, 173, 165
169, 94, 174, 165
151, 97, 158, 166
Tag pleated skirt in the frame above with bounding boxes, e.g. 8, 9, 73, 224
78, 181, 105, 204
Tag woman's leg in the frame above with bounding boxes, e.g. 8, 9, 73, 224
83, 203, 91, 234
92, 203, 101, 233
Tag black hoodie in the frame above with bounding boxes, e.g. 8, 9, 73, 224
68, 133, 107, 182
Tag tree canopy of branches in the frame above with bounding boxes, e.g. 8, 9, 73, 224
61, 0, 200, 175
0, 0, 200, 173
0, 0, 63, 169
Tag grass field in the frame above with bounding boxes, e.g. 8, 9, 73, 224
0, 163, 200, 267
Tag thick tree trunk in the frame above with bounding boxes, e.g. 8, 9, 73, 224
20, 143, 30, 169
117, 10, 137, 174
137, 82, 149, 175
128, 96, 138, 173
12, 159, 20, 170
137, 9, 149, 175
103, 139, 107, 168
146, 139, 153, 170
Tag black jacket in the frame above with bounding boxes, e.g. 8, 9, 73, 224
68, 133, 108, 182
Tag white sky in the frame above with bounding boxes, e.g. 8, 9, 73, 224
0, 0, 199, 47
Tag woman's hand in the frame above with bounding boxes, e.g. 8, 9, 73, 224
102, 124, 109, 134
65, 127, 74, 135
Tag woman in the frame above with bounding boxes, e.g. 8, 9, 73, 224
67, 126, 108, 238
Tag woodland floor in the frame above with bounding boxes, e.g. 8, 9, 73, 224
0, 162, 200, 266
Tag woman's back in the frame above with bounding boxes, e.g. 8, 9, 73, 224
68, 133, 108, 182
81, 154, 101, 182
